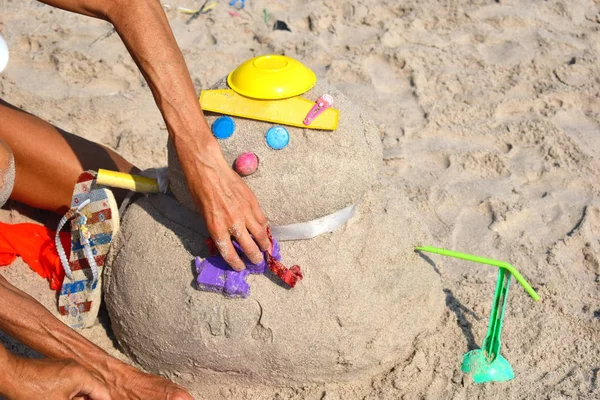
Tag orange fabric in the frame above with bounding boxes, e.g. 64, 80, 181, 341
0, 222, 71, 291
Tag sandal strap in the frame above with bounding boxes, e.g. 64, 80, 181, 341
55, 199, 93, 281
78, 222, 100, 286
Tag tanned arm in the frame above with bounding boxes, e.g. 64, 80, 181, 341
0, 0, 275, 398
38, 0, 270, 270
0, 341, 111, 400
0, 275, 191, 399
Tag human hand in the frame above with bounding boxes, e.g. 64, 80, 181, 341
99, 362, 193, 400
2, 356, 111, 400
179, 141, 270, 271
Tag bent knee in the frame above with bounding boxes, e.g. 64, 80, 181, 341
0, 138, 15, 207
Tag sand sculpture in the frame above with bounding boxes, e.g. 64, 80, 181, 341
105, 56, 445, 389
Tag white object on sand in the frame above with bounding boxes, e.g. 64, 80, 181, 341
271, 204, 357, 241
0, 34, 8, 73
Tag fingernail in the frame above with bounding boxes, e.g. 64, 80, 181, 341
250, 253, 263, 264
233, 262, 246, 272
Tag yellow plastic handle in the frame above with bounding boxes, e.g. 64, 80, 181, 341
96, 169, 159, 193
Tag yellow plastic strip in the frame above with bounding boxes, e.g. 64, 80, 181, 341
178, 2, 216, 14
202, 2, 217, 12
200, 89, 339, 131
97, 169, 159, 193
177, 7, 198, 14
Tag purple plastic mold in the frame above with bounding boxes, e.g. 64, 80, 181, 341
195, 238, 281, 298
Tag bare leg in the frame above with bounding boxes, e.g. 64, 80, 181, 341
0, 98, 139, 213
0, 137, 15, 208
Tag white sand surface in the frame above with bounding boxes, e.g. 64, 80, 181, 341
1, 1, 599, 399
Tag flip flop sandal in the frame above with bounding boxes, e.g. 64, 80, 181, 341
55, 171, 120, 329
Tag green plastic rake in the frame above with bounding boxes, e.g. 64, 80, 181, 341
415, 246, 540, 383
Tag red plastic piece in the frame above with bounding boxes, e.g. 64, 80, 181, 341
266, 253, 303, 288
266, 227, 302, 288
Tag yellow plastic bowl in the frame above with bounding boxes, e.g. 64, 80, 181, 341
227, 55, 317, 100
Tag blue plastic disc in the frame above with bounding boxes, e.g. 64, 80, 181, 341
211, 116, 236, 139
265, 126, 290, 150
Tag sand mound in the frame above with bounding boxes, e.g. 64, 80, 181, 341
168, 79, 383, 226
104, 184, 444, 389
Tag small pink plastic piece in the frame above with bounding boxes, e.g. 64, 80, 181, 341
235, 152, 259, 176
303, 94, 334, 126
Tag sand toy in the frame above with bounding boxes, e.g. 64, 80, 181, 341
96, 169, 160, 193
227, 55, 316, 100
200, 55, 338, 130
199, 89, 339, 130
196, 237, 282, 298
415, 246, 540, 383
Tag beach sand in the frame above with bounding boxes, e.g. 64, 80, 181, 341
1, 0, 599, 398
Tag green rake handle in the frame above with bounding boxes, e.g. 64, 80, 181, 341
482, 268, 511, 361
415, 246, 540, 301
